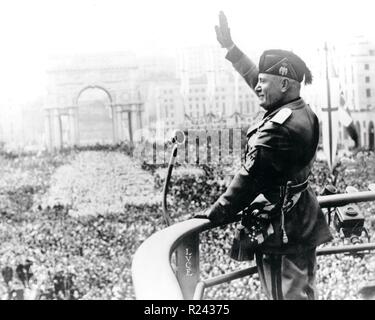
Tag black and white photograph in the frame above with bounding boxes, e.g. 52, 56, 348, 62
1, 0, 375, 304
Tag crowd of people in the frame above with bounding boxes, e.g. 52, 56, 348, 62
0, 149, 165, 299
0, 146, 374, 299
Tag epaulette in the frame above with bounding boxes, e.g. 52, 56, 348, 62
270, 108, 292, 124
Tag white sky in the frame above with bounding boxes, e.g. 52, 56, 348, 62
0, 0, 375, 106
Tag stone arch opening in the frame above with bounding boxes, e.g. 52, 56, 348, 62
76, 86, 114, 145
76, 85, 113, 105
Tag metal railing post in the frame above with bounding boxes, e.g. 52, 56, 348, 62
175, 232, 200, 299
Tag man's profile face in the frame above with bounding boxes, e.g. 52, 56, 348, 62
255, 73, 284, 110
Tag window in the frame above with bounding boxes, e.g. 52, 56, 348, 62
366, 76, 370, 83
366, 88, 371, 98
365, 63, 370, 70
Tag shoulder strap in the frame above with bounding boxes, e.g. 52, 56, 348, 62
270, 108, 292, 125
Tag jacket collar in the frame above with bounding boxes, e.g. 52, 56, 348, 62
247, 98, 306, 137
263, 97, 305, 119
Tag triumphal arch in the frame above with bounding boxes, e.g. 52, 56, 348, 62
45, 52, 144, 149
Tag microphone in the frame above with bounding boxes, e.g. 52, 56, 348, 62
165, 129, 186, 146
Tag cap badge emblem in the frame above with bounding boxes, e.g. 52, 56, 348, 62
279, 66, 288, 76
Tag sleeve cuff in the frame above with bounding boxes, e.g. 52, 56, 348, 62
225, 45, 245, 64
207, 200, 230, 224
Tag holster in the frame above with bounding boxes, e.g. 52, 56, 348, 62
229, 179, 308, 261
229, 195, 276, 261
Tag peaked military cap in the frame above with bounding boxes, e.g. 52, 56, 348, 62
259, 49, 313, 85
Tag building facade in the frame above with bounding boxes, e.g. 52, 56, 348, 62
300, 37, 375, 151
2, 40, 375, 151
144, 45, 261, 133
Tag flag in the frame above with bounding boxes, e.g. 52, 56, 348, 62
338, 91, 359, 148
327, 46, 358, 148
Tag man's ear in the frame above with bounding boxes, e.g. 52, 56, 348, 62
280, 78, 290, 93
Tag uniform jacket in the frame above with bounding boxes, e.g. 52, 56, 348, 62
207, 46, 333, 254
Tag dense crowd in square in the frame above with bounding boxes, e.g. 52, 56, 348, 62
0, 145, 374, 299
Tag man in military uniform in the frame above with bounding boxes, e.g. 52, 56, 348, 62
197, 12, 333, 300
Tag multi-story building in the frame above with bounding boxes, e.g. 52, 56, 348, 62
299, 36, 375, 151
339, 37, 375, 149
141, 45, 261, 133
339, 37, 375, 150
337, 36, 375, 112
155, 81, 184, 129
6, 40, 374, 151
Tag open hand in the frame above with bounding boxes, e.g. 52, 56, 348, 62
215, 11, 234, 49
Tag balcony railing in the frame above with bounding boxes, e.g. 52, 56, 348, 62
132, 191, 375, 300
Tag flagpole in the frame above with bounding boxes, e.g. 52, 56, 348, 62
324, 41, 333, 171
